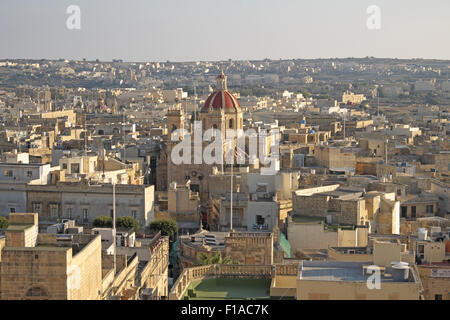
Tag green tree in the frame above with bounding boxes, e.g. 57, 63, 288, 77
116, 216, 139, 232
197, 251, 238, 266
149, 218, 178, 240
0, 216, 9, 229
300, 89, 311, 99
93, 216, 112, 228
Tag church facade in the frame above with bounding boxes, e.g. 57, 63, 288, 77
157, 72, 243, 204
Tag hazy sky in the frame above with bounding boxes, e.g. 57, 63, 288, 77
0, 0, 449, 62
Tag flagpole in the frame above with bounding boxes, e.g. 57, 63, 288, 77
230, 160, 233, 231
113, 183, 116, 276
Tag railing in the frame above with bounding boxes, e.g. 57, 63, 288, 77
168, 264, 274, 300
169, 265, 215, 300
275, 263, 300, 276
411, 264, 426, 300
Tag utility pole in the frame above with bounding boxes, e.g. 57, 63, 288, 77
113, 183, 117, 275
343, 111, 346, 141
122, 111, 126, 163
377, 87, 380, 117
230, 160, 233, 232
102, 148, 105, 180
17, 109, 22, 153
84, 109, 87, 156
385, 139, 388, 164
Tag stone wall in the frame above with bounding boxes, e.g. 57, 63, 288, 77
225, 232, 274, 265
418, 265, 450, 300
70, 235, 102, 300
287, 223, 338, 251
0, 247, 70, 299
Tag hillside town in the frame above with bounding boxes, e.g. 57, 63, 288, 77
0, 58, 448, 300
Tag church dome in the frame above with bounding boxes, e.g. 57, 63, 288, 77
201, 72, 240, 113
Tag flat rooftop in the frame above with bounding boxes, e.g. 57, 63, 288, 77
316, 190, 363, 199
184, 278, 272, 300
0, 162, 47, 167
299, 261, 415, 283
291, 215, 324, 224
5, 224, 34, 232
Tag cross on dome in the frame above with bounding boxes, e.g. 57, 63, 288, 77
216, 70, 227, 90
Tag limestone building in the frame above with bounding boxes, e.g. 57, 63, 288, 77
159, 72, 243, 202
178, 230, 284, 269
0, 213, 170, 300
0, 213, 103, 300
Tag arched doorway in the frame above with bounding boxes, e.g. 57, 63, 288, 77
24, 286, 51, 300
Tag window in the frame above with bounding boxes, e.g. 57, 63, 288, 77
62, 163, 67, 170
32, 203, 41, 214
67, 207, 73, 219
190, 184, 199, 193
82, 208, 89, 221
50, 204, 58, 218
401, 206, 407, 218
25, 287, 49, 299
131, 210, 137, 219
435, 294, 442, 300
256, 215, 265, 225
418, 244, 424, 254
397, 189, 402, 196
3, 170, 12, 177
71, 163, 80, 174
10, 207, 15, 213
411, 206, 416, 218
426, 205, 433, 214
229, 119, 233, 129
27, 171, 33, 178
232, 210, 241, 227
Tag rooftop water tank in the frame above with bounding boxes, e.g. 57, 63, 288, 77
391, 261, 408, 267
418, 228, 428, 241
431, 227, 441, 237
386, 261, 408, 274
391, 263, 410, 282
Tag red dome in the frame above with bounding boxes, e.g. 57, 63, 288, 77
201, 90, 240, 112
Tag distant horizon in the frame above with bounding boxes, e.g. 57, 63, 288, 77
1, 1, 449, 62
2, 56, 450, 64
